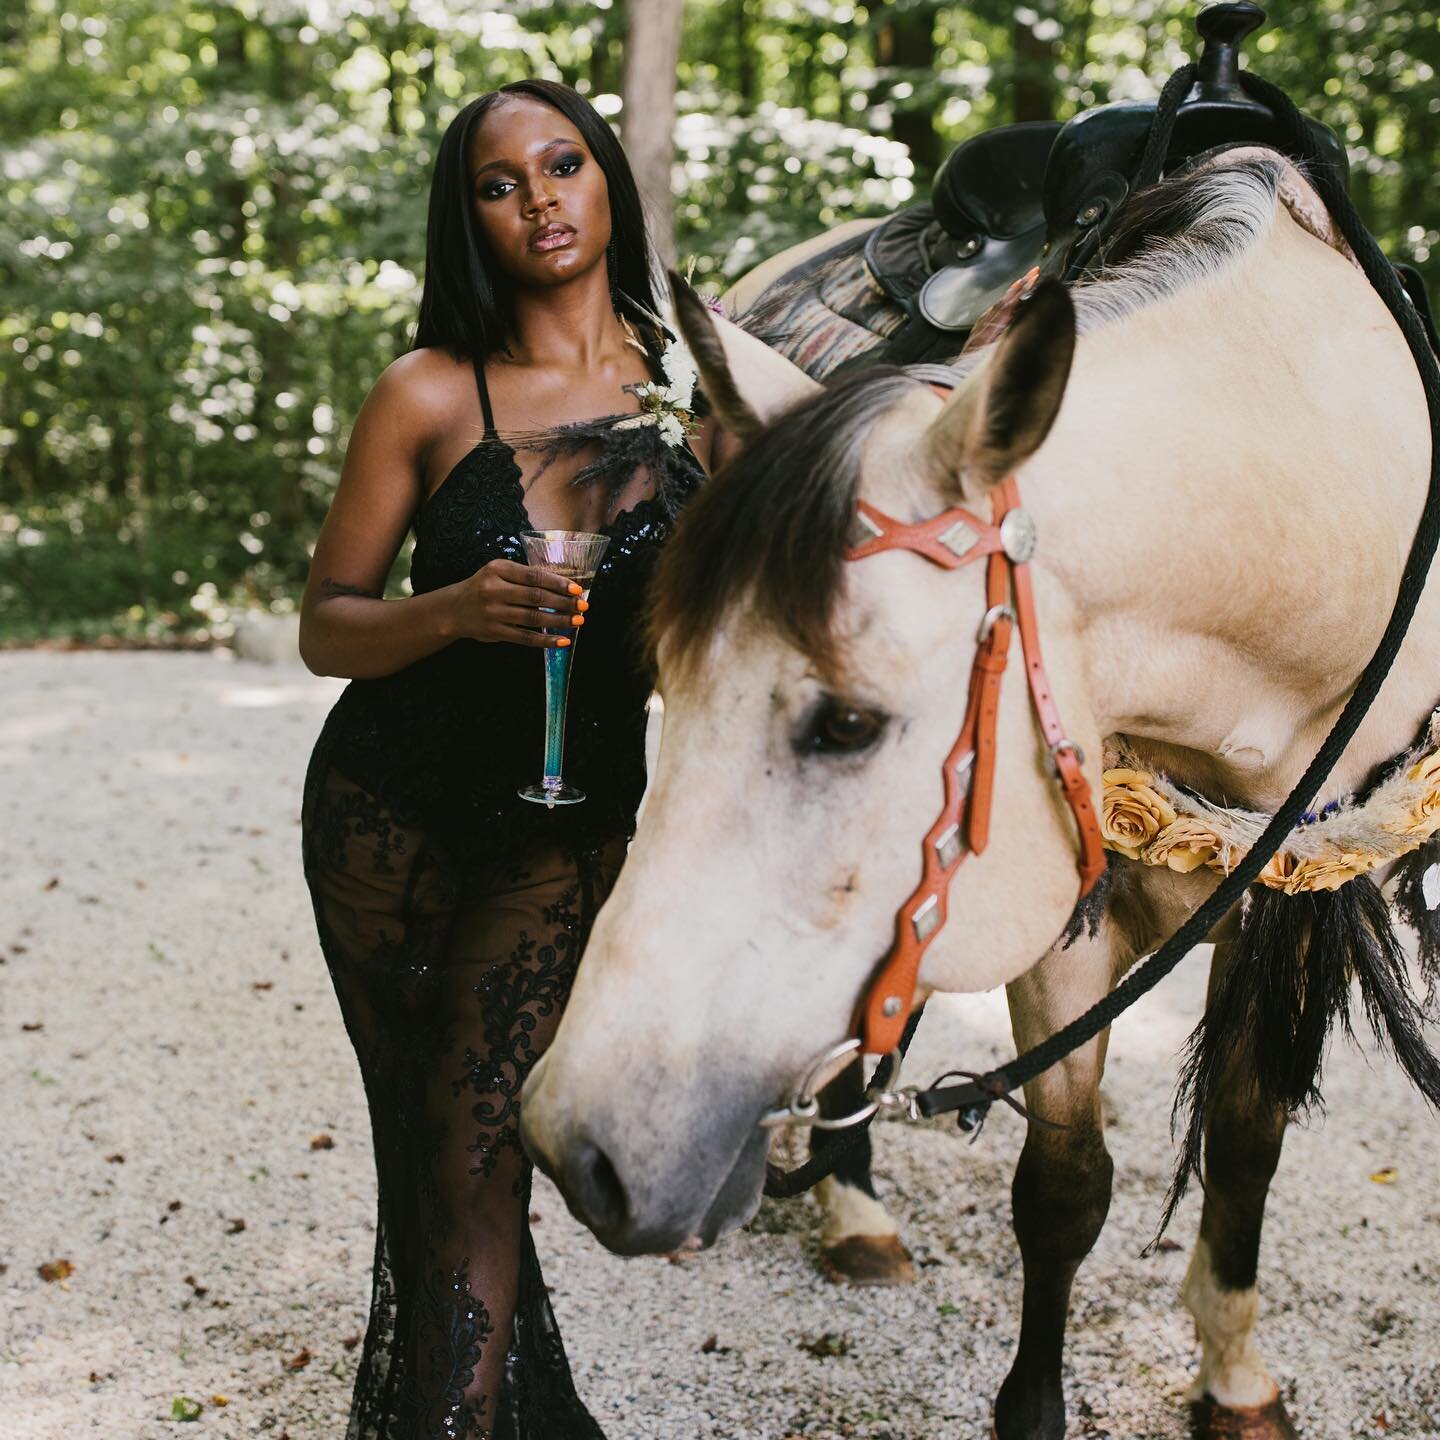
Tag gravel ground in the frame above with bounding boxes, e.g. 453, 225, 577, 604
2, 649, 1438, 1440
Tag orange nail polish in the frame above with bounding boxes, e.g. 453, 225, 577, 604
557, 637, 571, 648
567, 582, 583, 596
577, 599, 589, 613
571, 615, 584, 627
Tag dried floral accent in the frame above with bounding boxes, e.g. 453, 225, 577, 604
1141, 815, 1222, 873
1099, 768, 1177, 860
1101, 722, 1440, 894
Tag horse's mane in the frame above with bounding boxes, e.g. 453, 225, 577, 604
651, 153, 1290, 682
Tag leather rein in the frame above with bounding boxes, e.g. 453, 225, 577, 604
761, 381, 1107, 1131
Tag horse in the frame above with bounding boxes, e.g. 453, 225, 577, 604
520, 145, 1440, 1439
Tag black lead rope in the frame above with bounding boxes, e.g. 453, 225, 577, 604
763, 1010, 922, 1200
764, 65, 1440, 1196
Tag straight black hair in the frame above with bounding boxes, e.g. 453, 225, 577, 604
410, 79, 662, 360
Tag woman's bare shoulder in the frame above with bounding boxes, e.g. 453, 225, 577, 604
371, 345, 473, 412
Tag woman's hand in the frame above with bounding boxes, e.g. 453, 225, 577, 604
446, 559, 588, 648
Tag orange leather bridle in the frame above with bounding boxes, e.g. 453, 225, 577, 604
843, 404, 1107, 1057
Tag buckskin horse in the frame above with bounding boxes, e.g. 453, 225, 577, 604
521, 11, 1440, 1440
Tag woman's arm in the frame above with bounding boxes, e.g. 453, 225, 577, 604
298, 354, 457, 679
298, 354, 583, 680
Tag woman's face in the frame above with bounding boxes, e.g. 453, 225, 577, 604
468, 95, 612, 291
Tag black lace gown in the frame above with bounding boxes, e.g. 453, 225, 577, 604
300, 344, 705, 1439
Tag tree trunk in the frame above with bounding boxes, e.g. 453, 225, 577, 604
620, 0, 682, 268
871, 0, 940, 181
214, 10, 250, 258
1012, 8, 1059, 124
735, 0, 756, 113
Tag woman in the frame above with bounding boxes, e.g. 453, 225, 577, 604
298, 80, 735, 1438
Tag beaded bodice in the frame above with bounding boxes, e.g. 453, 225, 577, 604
312, 344, 705, 870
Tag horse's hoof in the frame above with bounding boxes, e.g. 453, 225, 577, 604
1189, 1394, 1299, 1440
819, 1234, 915, 1286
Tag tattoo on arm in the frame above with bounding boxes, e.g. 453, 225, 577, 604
320, 577, 381, 601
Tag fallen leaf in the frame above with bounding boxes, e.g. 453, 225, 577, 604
211, 1395, 229, 1407
1370, 1168, 1398, 1185
105, 1153, 125, 1164
310, 1134, 334, 1151
21, 1022, 42, 1032
341, 1333, 361, 1350
38, 1258, 75, 1282
170, 1396, 202, 1422
183, 1274, 209, 1298
1156, 1237, 1182, 1252
799, 1332, 850, 1358
43, 877, 60, 891
252, 980, 274, 992
1374, 1412, 1391, 1432
167, 1200, 182, 1212
284, 1347, 312, 1371
528, 1211, 542, 1224
225, 1218, 246, 1235
699, 1334, 730, 1354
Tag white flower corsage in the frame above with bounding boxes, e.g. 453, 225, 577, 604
615, 337, 699, 448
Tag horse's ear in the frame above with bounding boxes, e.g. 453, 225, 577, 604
667, 270, 821, 445
923, 279, 1076, 498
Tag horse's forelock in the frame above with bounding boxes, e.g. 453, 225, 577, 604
649, 367, 921, 685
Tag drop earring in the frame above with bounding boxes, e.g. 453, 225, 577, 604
606, 237, 621, 315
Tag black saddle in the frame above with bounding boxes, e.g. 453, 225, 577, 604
864, 121, 1059, 340
857, 3, 1355, 367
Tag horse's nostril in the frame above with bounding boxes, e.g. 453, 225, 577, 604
571, 1138, 629, 1234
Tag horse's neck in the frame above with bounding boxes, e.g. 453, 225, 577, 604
1034, 205, 1436, 808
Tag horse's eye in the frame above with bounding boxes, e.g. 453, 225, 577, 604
799, 699, 889, 756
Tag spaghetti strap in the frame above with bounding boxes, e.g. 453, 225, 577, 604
471, 355, 498, 438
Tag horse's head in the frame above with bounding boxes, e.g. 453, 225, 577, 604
520, 278, 1098, 1251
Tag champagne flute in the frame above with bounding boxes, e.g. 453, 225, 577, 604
517, 529, 611, 808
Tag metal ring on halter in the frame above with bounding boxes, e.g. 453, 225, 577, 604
977, 602, 1016, 643
1045, 737, 1085, 779
759, 1039, 913, 1130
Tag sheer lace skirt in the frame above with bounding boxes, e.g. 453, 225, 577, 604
301, 759, 620, 1439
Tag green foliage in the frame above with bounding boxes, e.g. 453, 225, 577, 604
2, 1, 1436, 642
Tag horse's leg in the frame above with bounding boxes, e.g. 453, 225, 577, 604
810, 1060, 915, 1286
1183, 941, 1297, 1440
992, 928, 1124, 1440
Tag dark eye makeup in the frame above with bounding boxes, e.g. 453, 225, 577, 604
474, 151, 586, 201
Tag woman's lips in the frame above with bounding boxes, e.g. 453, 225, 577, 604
530, 225, 575, 253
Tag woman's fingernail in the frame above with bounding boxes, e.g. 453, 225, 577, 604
577, 599, 589, 613
568, 583, 583, 596
557, 637, 572, 648
570, 615, 584, 627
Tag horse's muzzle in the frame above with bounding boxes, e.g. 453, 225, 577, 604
520, 1057, 770, 1254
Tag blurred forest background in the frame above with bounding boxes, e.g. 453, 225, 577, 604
2, 0, 1437, 645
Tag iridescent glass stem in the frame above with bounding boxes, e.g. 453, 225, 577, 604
517, 530, 610, 808
540, 638, 574, 797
